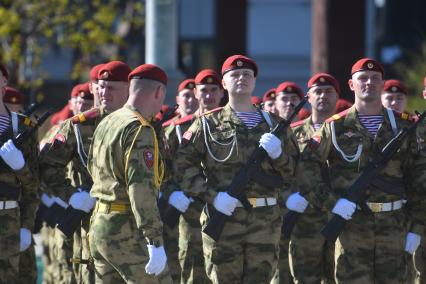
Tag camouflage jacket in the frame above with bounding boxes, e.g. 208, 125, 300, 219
161, 114, 195, 199
174, 103, 299, 204
298, 105, 426, 234
0, 111, 39, 230
39, 107, 106, 201
88, 104, 164, 244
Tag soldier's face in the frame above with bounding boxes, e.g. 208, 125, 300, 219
308, 85, 338, 114
76, 96, 94, 113
423, 86, 426, 100
5, 103, 23, 113
381, 92, 407, 113
222, 69, 256, 97
349, 71, 383, 103
275, 93, 301, 120
195, 84, 223, 111
176, 88, 198, 116
98, 80, 129, 112
263, 100, 276, 113
90, 81, 101, 107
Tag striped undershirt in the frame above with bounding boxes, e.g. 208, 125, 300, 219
235, 111, 263, 129
0, 115, 10, 134
313, 123, 322, 131
358, 114, 383, 136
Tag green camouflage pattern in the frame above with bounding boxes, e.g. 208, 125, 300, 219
0, 112, 39, 282
288, 117, 334, 284
17, 242, 37, 284
298, 106, 426, 283
174, 104, 299, 283
88, 105, 171, 283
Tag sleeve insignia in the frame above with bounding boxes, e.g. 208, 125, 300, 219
143, 150, 154, 169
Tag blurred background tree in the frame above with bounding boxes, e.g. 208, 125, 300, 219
0, 0, 144, 103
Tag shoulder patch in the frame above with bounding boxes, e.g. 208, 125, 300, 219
308, 134, 321, 150
51, 133, 66, 148
290, 119, 306, 128
143, 149, 154, 169
71, 107, 100, 124
201, 107, 224, 116
325, 109, 349, 123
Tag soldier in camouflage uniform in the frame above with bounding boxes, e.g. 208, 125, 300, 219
286, 73, 340, 284
0, 62, 39, 282
381, 79, 409, 113
87, 64, 172, 283
160, 78, 197, 283
296, 58, 426, 283
165, 69, 224, 284
39, 61, 130, 284
174, 55, 299, 283
271, 81, 305, 284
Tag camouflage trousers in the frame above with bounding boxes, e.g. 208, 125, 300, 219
41, 223, 55, 284
55, 228, 77, 284
270, 236, 292, 284
89, 211, 173, 284
17, 241, 37, 284
201, 204, 282, 284
73, 216, 95, 284
179, 201, 209, 283
163, 219, 181, 283
0, 207, 20, 283
335, 209, 408, 284
408, 230, 426, 284
289, 208, 334, 284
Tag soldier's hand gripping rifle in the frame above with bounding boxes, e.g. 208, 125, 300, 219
0, 110, 51, 200
320, 110, 426, 242
202, 96, 308, 241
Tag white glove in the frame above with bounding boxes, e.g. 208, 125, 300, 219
286, 192, 309, 213
69, 191, 96, 213
41, 193, 55, 207
145, 245, 167, 276
168, 191, 192, 213
332, 198, 356, 220
0, 139, 25, 170
259, 133, 282, 159
53, 197, 68, 209
20, 228, 32, 252
405, 232, 421, 255
213, 192, 239, 216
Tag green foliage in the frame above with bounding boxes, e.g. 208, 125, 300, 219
393, 43, 426, 112
0, 0, 144, 92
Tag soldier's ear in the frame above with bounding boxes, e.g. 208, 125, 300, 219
348, 79, 355, 91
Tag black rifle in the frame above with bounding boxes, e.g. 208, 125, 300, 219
202, 96, 308, 241
320, 110, 426, 242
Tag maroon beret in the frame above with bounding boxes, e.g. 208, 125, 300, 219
78, 82, 94, 100
195, 69, 221, 86
128, 64, 168, 85
178, 79, 195, 92
221, 55, 258, 77
98, 61, 131, 82
383, 79, 408, 95
276, 81, 304, 99
89, 64, 104, 81
0, 63, 8, 80
351, 58, 384, 76
251, 96, 262, 105
308, 73, 341, 96
262, 88, 276, 102
3, 86, 23, 105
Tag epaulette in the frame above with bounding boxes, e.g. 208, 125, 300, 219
174, 114, 194, 126
290, 119, 306, 128
325, 108, 350, 123
392, 110, 416, 122
71, 107, 101, 124
162, 116, 179, 128
201, 107, 223, 116
16, 113, 36, 127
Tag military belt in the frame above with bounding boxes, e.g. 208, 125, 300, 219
236, 197, 277, 208
358, 199, 406, 213
0, 201, 18, 210
94, 201, 130, 214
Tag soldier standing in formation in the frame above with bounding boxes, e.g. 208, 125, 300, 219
381, 79, 409, 113
295, 58, 426, 283
173, 55, 299, 283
